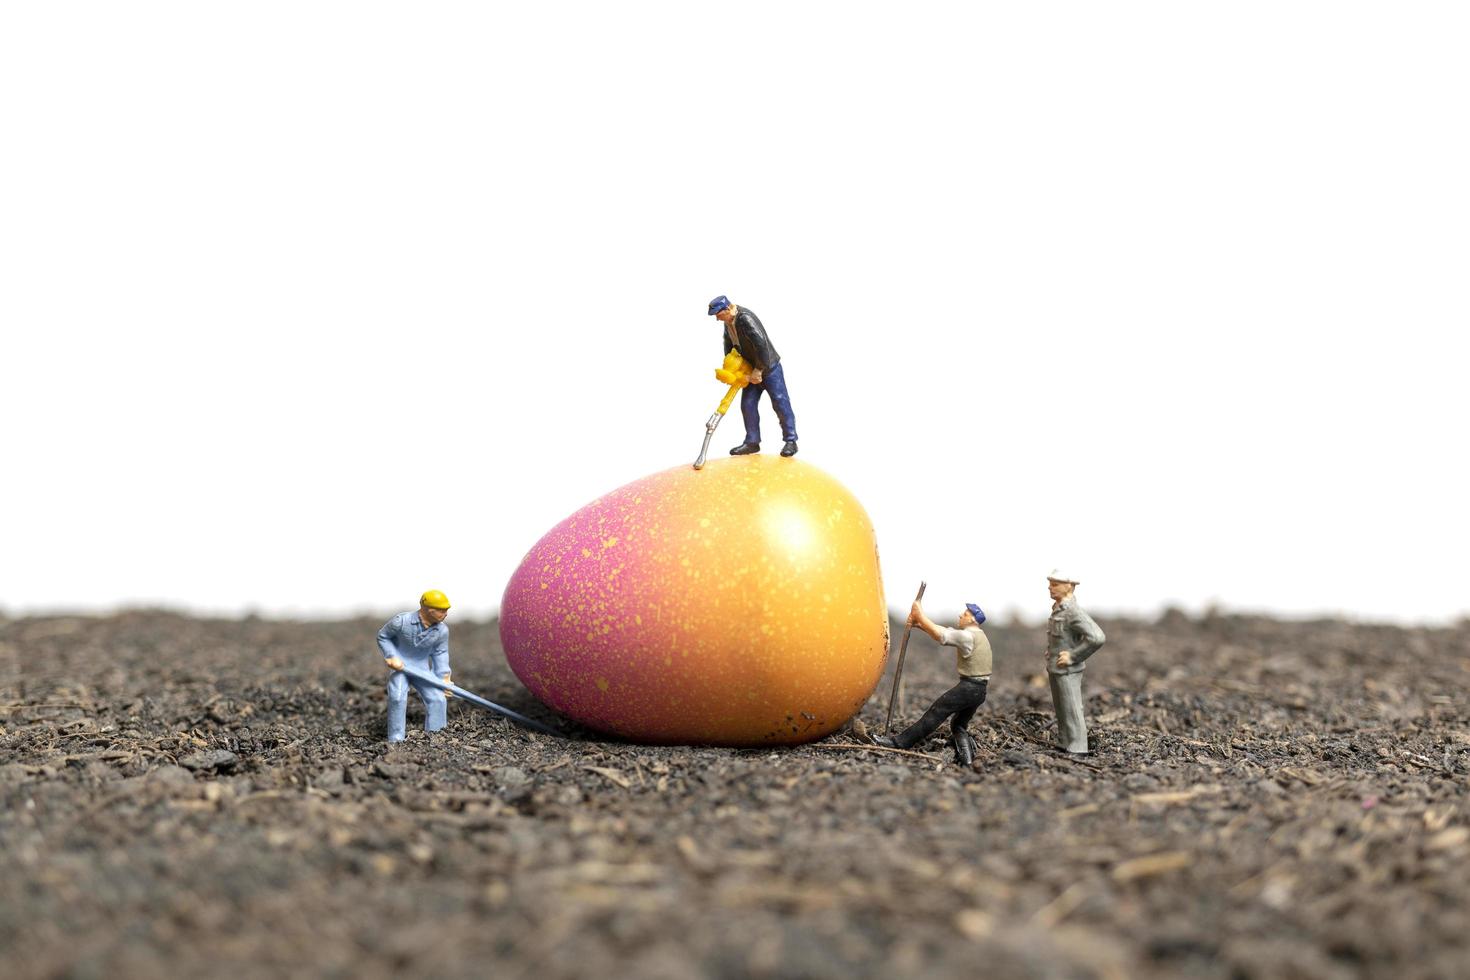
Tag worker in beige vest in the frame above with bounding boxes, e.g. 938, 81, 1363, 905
875, 598, 992, 765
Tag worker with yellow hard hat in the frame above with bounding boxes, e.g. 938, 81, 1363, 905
377, 590, 454, 742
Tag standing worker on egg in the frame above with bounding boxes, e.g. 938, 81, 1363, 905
378, 590, 454, 743
707, 295, 799, 458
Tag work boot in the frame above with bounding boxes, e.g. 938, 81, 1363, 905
952, 731, 976, 766
873, 735, 897, 749
730, 443, 760, 455
780, 441, 798, 457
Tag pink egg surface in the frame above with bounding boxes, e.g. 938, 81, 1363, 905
499, 455, 889, 745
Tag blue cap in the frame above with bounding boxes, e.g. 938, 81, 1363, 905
707, 295, 730, 316
965, 603, 986, 625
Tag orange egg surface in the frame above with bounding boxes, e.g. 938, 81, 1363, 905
499, 455, 889, 745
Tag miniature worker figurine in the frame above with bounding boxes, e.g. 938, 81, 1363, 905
1044, 570, 1106, 755
876, 599, 992, 764
707, 295, 799, 457
378, 590, 453, 743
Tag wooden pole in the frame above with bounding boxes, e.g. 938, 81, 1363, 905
883, 581, 926, 735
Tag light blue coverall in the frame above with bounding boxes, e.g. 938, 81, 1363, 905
378, 610, 451, 742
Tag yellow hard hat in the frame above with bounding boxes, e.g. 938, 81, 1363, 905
420, 589, 451, 610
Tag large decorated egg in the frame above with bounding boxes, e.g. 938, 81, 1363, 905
499, 455, 889, 745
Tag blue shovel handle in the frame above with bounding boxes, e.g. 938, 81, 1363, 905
396, 665, 564, 737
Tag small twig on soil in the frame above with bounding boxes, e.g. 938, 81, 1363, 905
1112, 851, 1192, 882
810, 743, 940, 762
585, 765, 632, 789
996, 721, 1104, 770
237, 790, 294, 806
1132, 785, 1222, 807
1032, 882, 1089, 927
1112, 723, 1211, 748
1080, 720, 1211, 750
0, 703, 91, 712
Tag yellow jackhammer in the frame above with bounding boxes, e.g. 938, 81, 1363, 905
692, 350, 751, 470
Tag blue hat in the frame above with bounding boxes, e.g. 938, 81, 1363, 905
707, 295, 730, 316
965, 603, 986, 625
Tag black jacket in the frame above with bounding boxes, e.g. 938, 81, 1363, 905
721, 306, 781, 373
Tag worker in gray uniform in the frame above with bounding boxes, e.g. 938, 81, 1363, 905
1044, 570, 1106, 755
876, 597, 992, 764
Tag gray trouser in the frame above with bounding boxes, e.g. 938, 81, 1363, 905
1047, 670, 1088, 753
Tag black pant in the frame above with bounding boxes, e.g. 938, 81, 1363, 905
892, 677, 988, 749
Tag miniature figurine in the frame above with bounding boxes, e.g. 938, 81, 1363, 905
707, 295, 798, 457
875, 597, 992, 764
379, 589, 453, 743
1043, 570, 1106, 755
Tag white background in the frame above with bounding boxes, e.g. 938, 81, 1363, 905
3, 3, 1466, 624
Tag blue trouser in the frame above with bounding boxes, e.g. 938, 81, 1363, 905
386, 656, 447, 742
740, 361, 798, 445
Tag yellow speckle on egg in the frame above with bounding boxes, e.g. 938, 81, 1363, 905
596, 677, 610, 692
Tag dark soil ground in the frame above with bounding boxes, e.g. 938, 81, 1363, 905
2, 609, 1468, 979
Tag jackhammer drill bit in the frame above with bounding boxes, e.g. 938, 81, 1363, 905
693, 350, 751, 470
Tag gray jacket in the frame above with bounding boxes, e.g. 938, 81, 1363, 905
1045, 597, 1105, 676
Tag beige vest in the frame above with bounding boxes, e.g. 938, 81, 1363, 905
953, 626, 992, 678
